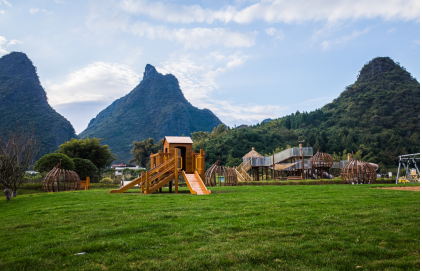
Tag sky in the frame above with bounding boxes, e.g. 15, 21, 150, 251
0, 0, 420, 134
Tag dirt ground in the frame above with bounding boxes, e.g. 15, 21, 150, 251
375, 186, 420, 191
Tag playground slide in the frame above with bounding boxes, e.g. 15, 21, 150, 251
109, 173, 145, 193
182, 171, 211, 195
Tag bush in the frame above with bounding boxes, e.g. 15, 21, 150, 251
58, 138, 116, 172
34, 153, 75, 173
100, 178, 113, 185
73, 158, 98, 180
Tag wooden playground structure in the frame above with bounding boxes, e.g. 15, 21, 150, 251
234, 145, 380, 183
110, 137, 210, 195
235, 144, 316, 182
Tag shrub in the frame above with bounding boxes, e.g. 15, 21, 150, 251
34, 153, 75, 173
58, 138, 116, 172
73, 158, 98, 180
100, 178, 113, 185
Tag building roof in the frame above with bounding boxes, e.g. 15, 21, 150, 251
111, 163, 136, 168
242, 147, 264, 159
164, 136, 193, 144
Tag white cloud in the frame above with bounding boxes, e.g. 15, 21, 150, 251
335, 27, 370, 43
45, 62, 141, 105
265, 27, 284, 40
0, 10, 4, 14
155, 53, 286, 126
29, 8, 51, 14
54, 0, 66, 3
387, 27, 396, 33
0, 0, 11, 7
130, 22, 257, 49
29, 8, 39, 14
299, 97, 335, 106
119, 0, 420, 24
0, 36, 8, 55
7, 39, 22, 46
321, 40, 330, 50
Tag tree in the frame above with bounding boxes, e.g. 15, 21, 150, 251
0, 125, 38, 199
73, 158, 98, 180
58, 138, 116, 172
34, 153, 75, 172
130, 138, 163, 167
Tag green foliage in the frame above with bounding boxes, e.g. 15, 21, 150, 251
193, 57, 420, 170
99, 177, 113, 185
34, 153, 75, 172
72, 158, 98, 180
130, 138, 163, 167
58, 137, 116, 172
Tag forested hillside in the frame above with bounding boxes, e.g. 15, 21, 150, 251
79, 64, 222, 162
0, 52, 77, 161
192, 57, 420, 170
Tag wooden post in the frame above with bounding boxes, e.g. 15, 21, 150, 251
174, 148, 178, 193
200, 149, 205, 180
145, 170, 149, 194
266, 167, 268, 180
272, 154, 275, 180
300, 144, 304, 179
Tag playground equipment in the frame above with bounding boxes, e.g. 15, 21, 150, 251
80, 177, 90, 190
42, 162, 80, 192
205, 160, 237, 186
396, 153, 420, 184
341, 153, 376, 184
311, 149, 333, 179
235, 144, 314, 181
110, 136, 210, 195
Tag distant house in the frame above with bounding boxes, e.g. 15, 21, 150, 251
237, 124, 248, 129
111, 163, 143, 176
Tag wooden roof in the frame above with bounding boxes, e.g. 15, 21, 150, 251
163, 136, 193, 144
242, 147, 264, 159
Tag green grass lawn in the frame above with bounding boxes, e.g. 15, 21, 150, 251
0, 184, 419, 270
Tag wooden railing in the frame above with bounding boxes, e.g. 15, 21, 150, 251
150, 151, 173, 169
236, 160, 253, 182
142, 156, 175, 194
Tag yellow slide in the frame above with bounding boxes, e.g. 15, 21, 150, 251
109, 173, 145, 193
182, 171, 211, 195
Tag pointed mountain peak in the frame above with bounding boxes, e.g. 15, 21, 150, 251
0, 52, 38, 80
357, 56, 414, 83
143, 64, 160, 79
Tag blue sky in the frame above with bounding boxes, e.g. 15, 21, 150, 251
0, 0, 420, 134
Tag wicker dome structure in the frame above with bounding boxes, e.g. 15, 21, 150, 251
310, 149, 333, 179
341, 159, 376, 184
42, 163, 81, 192
205, 161, 237, 187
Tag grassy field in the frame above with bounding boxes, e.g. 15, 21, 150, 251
0, 183, 419, 270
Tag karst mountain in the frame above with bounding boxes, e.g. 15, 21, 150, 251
0, 52, 77, 160
79, 64, 223, 162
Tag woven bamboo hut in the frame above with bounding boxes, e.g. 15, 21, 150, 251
205, 161, 237, 186
42, 163, 81, 192
242, 147, 264, 161
341, 159, 376, 184
311, 149, 333, 179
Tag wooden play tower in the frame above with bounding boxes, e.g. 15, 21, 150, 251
110, 136, 210, 195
